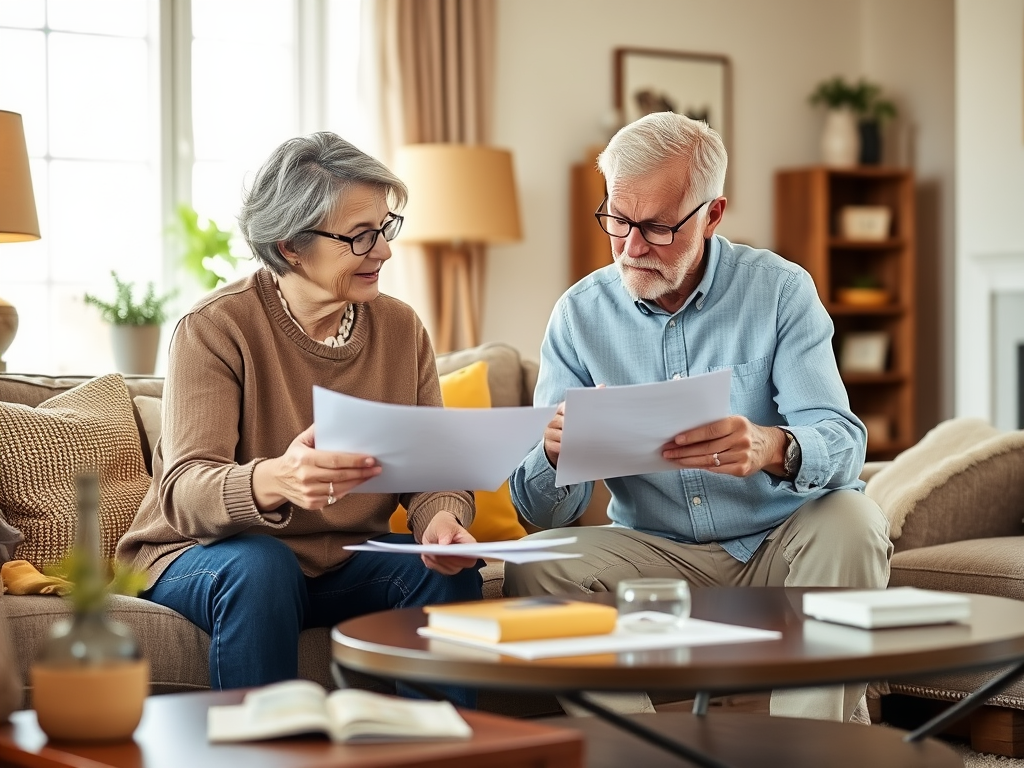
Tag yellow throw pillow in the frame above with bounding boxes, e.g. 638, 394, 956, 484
390, 360, 527, 542
0, 374, 152, 571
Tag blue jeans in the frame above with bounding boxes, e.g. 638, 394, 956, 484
145, 533, 482, 706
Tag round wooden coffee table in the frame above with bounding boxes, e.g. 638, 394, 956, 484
332, 587, 1024, 768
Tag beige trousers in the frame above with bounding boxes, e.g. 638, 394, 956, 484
503, 489, 893, 721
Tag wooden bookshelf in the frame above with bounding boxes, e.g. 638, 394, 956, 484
775, 167, 916, 460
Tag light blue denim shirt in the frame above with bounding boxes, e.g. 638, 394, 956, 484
510, 235, 866, 562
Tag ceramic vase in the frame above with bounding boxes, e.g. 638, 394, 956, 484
111, 324, 160, 375
29, 470, 148, 742
820, 108, 860, 167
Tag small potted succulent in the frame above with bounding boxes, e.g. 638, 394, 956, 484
84, 271, 176, 375
31, 470, 149, 742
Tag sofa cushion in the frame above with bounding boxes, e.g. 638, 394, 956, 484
889, 537, 1024, 600
0, 374, 152, 571
391, 360, 527, 542
864, 418, 1024, 552
133, 394, 163, 466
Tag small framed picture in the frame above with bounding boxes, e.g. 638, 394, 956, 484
840, 332, 890, 374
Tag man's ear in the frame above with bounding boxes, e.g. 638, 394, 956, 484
702, 197, 728, 239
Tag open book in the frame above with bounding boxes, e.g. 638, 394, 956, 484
207, 680, 473, 744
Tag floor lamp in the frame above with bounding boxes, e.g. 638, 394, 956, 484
0, 111, 41, 372
395, 144, 522, 354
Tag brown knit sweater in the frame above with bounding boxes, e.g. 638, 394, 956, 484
116, 269, 474, 589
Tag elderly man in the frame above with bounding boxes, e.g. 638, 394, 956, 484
504, 112, 892, 722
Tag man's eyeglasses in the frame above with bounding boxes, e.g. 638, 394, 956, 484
306, 213, 404, 256
594, 195, 710, 246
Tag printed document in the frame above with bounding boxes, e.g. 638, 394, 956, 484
313, 386, 556, 493
344, 536, 581, 565
555, 369, 732, 486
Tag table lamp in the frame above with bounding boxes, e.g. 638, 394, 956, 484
395, 144, 521, 353
0, 110, 41, 372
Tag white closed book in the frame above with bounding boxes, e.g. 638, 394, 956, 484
802, 588, 971, 629
208, 680, 472, 744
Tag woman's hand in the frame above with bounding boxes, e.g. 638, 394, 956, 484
419, 511, 478, 575
252, 424, 381, 511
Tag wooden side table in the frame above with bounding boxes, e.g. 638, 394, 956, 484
0, 689, 583, 768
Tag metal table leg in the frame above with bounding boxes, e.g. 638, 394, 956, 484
562, 691, 735, 768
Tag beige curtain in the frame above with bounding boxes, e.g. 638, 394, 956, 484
365, 0, 496, 352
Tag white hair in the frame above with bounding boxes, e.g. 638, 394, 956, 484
597, 112, 727, 207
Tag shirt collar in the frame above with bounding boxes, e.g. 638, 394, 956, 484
630, 235, 723, 317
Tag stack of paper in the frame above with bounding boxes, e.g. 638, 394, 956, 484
344, 536, 581, 564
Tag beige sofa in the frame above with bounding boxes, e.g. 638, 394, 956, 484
4, 344, 1022, 748
0, 341, 577, 717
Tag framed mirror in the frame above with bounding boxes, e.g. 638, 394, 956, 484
614, 47, 731, 169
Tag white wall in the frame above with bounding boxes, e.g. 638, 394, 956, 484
487, 0, 862, 359
955, 0, 1024, 419
861, 0, 955, 431
486, 1, 956, 435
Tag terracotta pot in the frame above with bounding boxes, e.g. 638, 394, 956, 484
31, 659, 149, 742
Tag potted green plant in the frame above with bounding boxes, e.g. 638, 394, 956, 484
84, 271, 176, 375
172, 204, 241, 291
809, 77, 898, 166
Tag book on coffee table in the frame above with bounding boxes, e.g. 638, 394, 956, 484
802, 587, 972, 629
208, 680, 472, 744
424, 596, 618, 643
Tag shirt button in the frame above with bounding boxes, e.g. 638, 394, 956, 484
672, 373, 682, 380
669, 319, 676, 327
692, 496, 702, 505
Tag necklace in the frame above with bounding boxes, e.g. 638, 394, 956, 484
273, 275, 355, 347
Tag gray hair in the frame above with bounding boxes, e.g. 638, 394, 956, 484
238, 132, 408, 274
597, 112, 727, 208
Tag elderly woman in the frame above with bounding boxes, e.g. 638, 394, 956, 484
116, 133, 482, 697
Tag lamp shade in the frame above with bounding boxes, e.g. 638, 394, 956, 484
395, 144, 521, 245
0, 110, 40, 243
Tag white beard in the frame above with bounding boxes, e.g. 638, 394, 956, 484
613, 254, 687, 302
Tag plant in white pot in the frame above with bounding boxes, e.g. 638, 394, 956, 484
809, 76, 898, 167
84, 271, 176, 375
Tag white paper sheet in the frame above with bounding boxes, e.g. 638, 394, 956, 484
417, 618, 781, 660
313, 386, 556, 493
555, 370, 732, 487
343, 536, 581, 564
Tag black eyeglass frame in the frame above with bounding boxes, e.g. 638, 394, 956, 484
305, 213, 404, 256
594, 195, 712, 246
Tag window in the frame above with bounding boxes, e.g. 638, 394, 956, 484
0, 0, 362, 374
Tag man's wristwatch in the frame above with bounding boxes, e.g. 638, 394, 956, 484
781, 428, 802, 479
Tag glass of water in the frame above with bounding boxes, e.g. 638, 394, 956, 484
616, 578, 691, 633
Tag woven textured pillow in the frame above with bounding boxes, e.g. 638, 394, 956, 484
0, 374, 151, 571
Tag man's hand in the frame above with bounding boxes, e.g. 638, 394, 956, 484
542, 401, 565, 467
252, 424, 382, 511
661, 416, 788, 477
419, 511, 478, 575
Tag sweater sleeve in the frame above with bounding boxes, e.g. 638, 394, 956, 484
155, 313, 290, 544
400, 317, 475, 540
